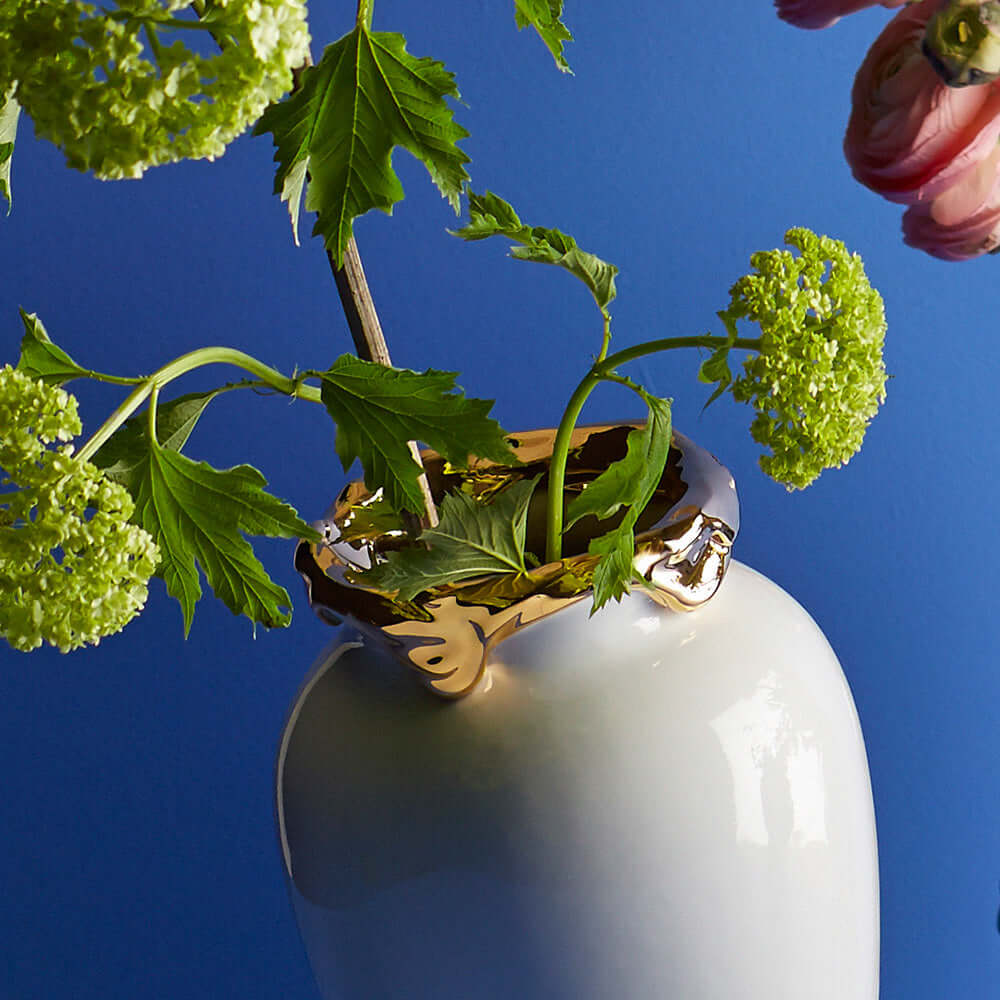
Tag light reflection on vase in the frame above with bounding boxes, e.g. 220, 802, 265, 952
710, 670, 829, 848
276, 563, 879, 1000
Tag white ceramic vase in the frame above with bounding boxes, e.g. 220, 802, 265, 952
276, 561, 879, 999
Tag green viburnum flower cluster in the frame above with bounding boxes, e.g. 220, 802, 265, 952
0, 0, 310, 178
723, 227, 888, 490
0, 366, 160, 652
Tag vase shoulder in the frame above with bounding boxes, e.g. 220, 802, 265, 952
277, 561, 879, 1000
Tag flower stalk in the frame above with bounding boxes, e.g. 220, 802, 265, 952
543, 333, 760, 564
75, 347, 322, 463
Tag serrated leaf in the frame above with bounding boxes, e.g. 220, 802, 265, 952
255, 26, 470, 265
698, 345, 732, 386
319, 354, 517, 515
94, 390, 224, 483
565, 398, 671, 530
588, 524, 636, 611
279, 158, 308, 247
698, 345, 733, 408
453, 190, 526, 240
452, 191, 617, 311
15, 310, 89, 385
358, 478, 538, 601
514, 0, 573, 72
583, 391, 673, 612
99, 436, 317, 635
698, 308, 740, 408
441, 564, 554, 608
441, 553, 597, 608
0, 86, 19, 213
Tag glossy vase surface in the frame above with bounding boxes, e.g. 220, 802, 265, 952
276, 561, 879, 999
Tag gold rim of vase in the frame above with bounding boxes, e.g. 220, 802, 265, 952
295, 423, 740, 698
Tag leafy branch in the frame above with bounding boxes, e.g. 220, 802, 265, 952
452, 190, 617, 316
8, 314, 517, 641
359, 478, 540, 600
0, 3, 890, 654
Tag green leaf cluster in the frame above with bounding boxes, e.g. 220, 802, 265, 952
91, 384, 317, 634
255, 25, 470, 262
15, 315, 318, 635
566, 390, 672, 610
98, 440, 313, 635
358, 477, 539, 601
354, 384, 674, 615
452, 190, 618, 312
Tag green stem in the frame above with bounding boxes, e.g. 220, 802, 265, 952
542, 311, 615, 560
79, 368, 146, 388
544, 369, 602, 564
596, 310, 611, 363
112, 12, 217, 31
76, 381, 155, 465
357, 0, 374, 29
543, 332, 761, 564
147, 384, 161, 444
598, 334, 760, 372
599, 370, 649, 396
143, 23, 165, 66
75, 346, 322, 463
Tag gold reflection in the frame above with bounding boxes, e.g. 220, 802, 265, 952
297, 424, 739, 699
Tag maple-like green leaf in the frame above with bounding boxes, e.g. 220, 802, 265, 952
441, 564, 554, 608
452, 191, 618, 311
0, 86, 19, 213
580, 390, 673, 611
254, 26, 470, 264
96, 434, 317, 635
565, 394, 672, 531
514, 0, 573, 72
440, 554, 596, 608
319, 354, 517, 515
358, 478, 538, 601
588, 525, 636, 611
697, 309, 739, 408
698, 344, 733, 408
15, 310, 89, 385
95, 389, 225, 483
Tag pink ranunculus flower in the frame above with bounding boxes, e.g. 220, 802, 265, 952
844, 0, 1000, 205
775, 0, 905, 30
902, 140, 1000, 259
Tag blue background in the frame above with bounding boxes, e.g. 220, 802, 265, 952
1, 2, 997, 997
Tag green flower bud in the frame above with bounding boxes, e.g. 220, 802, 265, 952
923, 0, 1000, 87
